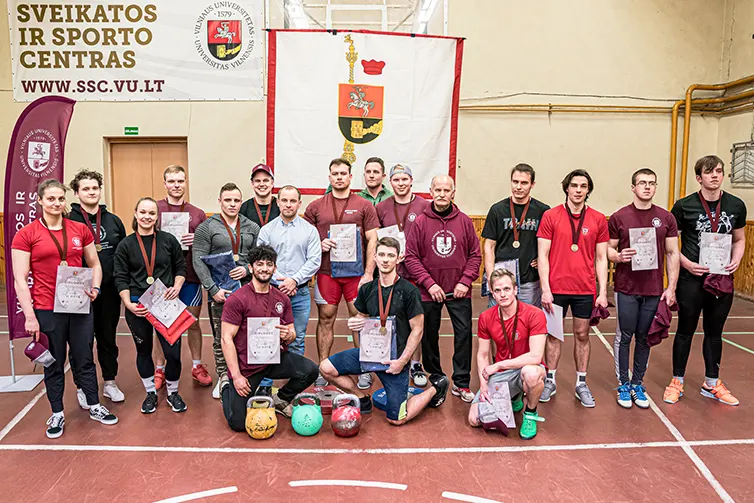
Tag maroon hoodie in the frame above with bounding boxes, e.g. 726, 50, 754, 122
405, 204, 481, 301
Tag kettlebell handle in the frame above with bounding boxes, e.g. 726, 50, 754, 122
246, 395, 274, 409
293, 392, 321, 407
333, 393, 360, 409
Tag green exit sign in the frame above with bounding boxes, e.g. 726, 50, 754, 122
124, 126, 139, 136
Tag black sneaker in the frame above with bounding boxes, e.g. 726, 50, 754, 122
411, 362, 428, 388
429, 374, 450, 408
256, 385, 273, 397
141, 392, 158, 414
46, 414, 65, 439
359, 395, 373, 414
89, 405, 118, 425
167, 393, 187, 413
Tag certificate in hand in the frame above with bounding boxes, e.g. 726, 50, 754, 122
246, 317, 281, 365
53, 266, 93, 314
161, 212, 190, 251
359, 316, 397, 372
139, 279, 188, 328
200, 250, 241, 293
700, 232, 732, 275
489, 379, 516, 428
545, 304, 565, 342
330, 223, 357, 263
377, 225, 406, 256
629, 227, 658, 271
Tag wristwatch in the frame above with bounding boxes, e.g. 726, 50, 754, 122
92, 286, 101, 293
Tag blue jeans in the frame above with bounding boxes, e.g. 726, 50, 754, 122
260, 287, 311, 387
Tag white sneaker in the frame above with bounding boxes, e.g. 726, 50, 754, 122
89, 404, 119, 425
357, 373, 373, 390
103, 381, 125, 403
212, 380, 222, 399
46, 414, 65, 439
76, 388, 90, 410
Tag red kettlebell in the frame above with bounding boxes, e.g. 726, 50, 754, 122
331, 393, 362, 438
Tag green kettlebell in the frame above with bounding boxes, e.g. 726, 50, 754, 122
291, 393, 323, 436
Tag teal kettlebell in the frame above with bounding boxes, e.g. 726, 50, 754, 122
291, 393, 323, 436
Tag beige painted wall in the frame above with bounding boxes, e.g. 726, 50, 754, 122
0, 0, 736, 218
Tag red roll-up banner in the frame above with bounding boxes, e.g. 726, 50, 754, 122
4, 96, 75, 340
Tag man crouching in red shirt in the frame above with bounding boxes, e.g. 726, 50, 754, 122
468, 269, 547, 440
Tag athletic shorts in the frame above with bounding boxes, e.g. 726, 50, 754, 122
328, 348, 409, 421
314, 274, 359, 306
179, 282, 203, 307
472, 369, 524, 404
552, 294, 593, 320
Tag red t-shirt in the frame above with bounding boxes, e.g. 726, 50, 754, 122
221, 282, 294, 378
303, 193, 381, 275
537, 204, 609, 295
11, 219, 94, 310
478, 301, 548, 362
157, 199, 207, 284
608, 203, 678, 296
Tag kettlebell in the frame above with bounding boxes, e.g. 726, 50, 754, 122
245, 396, 278, 440
331, 394, 362, 438
291, 393, 323, 436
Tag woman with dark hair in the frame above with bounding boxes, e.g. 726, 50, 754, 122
113, 197, 188, 414
11, 179, 118, 439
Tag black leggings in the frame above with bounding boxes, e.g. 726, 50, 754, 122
124, 310, 182, 381
672, 275, 734, 379
616, 293, 659, 385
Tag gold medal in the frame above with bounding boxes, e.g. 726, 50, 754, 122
146, 276, 155, 285
60, 260, 68, 267
571, 244, 579, 252
95, 244, 103, 252
512, 240, 520, 249
379, 326, 387, 335
233, 254, 240, 262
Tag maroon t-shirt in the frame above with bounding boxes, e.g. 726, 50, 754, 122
303, 193, 380, 276
376, 195, 430, 278
157, 199, 207, 284
221, 282, 294, 378
608, 203, 678, 296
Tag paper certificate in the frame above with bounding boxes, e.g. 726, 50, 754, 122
489, 380, 516, 428
545, 304, 565, 342
629, 227, 659, 271
246, 317, 281, 365
699, 232, 732, 275
377, 225, 406, 256
494, 259, 521, 288
330, 223, 357, 263
53, 266, 93, 314
359, 318, 393, 364
138, 279, 187, 328
161, 212, 190, 251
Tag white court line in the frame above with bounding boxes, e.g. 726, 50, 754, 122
722, 338, 754, 355
153, 486, 238, 503
592, 326, 734, 503
442, 491, 503, 503
289, 480, 407, 490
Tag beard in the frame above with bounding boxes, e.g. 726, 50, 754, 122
253, 272, 272, 284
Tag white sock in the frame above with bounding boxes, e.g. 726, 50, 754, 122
156, 365, 166, 371
705, 376, 718, 388
192, 360, 202, 368
576, 372, 587, 386
166, 379, 179, 395
142, 377, 156, 393
546, 369, 556, 382
674, 375, 684, 384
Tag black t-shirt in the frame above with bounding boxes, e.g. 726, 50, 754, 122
671, 191, 747, 279
354, 277, 424, 362
239, 197, 281, 227
481, 197, 550, 284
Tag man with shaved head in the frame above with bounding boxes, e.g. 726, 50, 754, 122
405, 175, 482, 403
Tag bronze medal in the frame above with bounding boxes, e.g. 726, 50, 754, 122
233, 254, 240, 262
95, 244, 103, 252
698, 191, 723, 235
512, 240, 520, 249
571, 244, 579, 252
146, 276, 155, 285
60, 260, 68, 266
378, 275, 398, 336
379, 326, 387, 335
136, 232, 157, 287
221, 216, 242, 263
509, 198, 531, 253
565, 203, 587, 253
41, 216, 69, 266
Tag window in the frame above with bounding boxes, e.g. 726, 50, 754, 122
730, 141, 754, 185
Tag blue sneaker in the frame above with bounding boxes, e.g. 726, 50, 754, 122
616, 383, 632, 409
630, 384, 649, 409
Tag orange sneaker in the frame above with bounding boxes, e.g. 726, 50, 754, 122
701, 380, 739, 406
154, 368, 166, 391
663, 378, 684, 404
191, 364, 212, 387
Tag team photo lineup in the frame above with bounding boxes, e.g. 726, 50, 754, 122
10, 152, 747, 441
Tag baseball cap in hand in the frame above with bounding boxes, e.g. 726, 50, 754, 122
24, 332, 56, 367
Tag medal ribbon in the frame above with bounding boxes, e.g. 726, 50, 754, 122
221, 216, 241, 258
135, 232, 157, 280
509, 198, 531, 244
253, 198, 272, 226
40, 216, 68, 264
82, 207, 102, 245
378, 277, 398, 331
698, 191, 723, 234
392, 199, 412, 232
497, 302, 519, 359
565, 203, 587, 249
331, 193, 351, 224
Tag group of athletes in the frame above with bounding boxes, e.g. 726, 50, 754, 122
10, 153, 747, 440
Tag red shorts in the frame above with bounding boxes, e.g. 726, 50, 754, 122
314, 274, 360, 305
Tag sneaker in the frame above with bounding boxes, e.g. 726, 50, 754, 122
359, 396, 374, 414
76, 388, 90, 410
315, 374, 329, 387
411, 363, 428, 388
539, 379, 557, 402
357, 373, 373, 390
45, 414, 65, 439
663, 378, 684, 404
519, 410, 545, 440
575, 383, 595, 408
616, 383, 632, 409
191, 364, 212, 387
630, 384, 650, 409
511, 393, 524, 413
700, 379, 739, 406
154, 368, 166, 391
167, 393, 188, 413
89, 404, 118, 425
428, 374, 449, 408
272, 394, 293, 418
103, 381, 125, 403
141, 392, 158, 414
257, 385, 273, 397
451, 385, 474, 403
